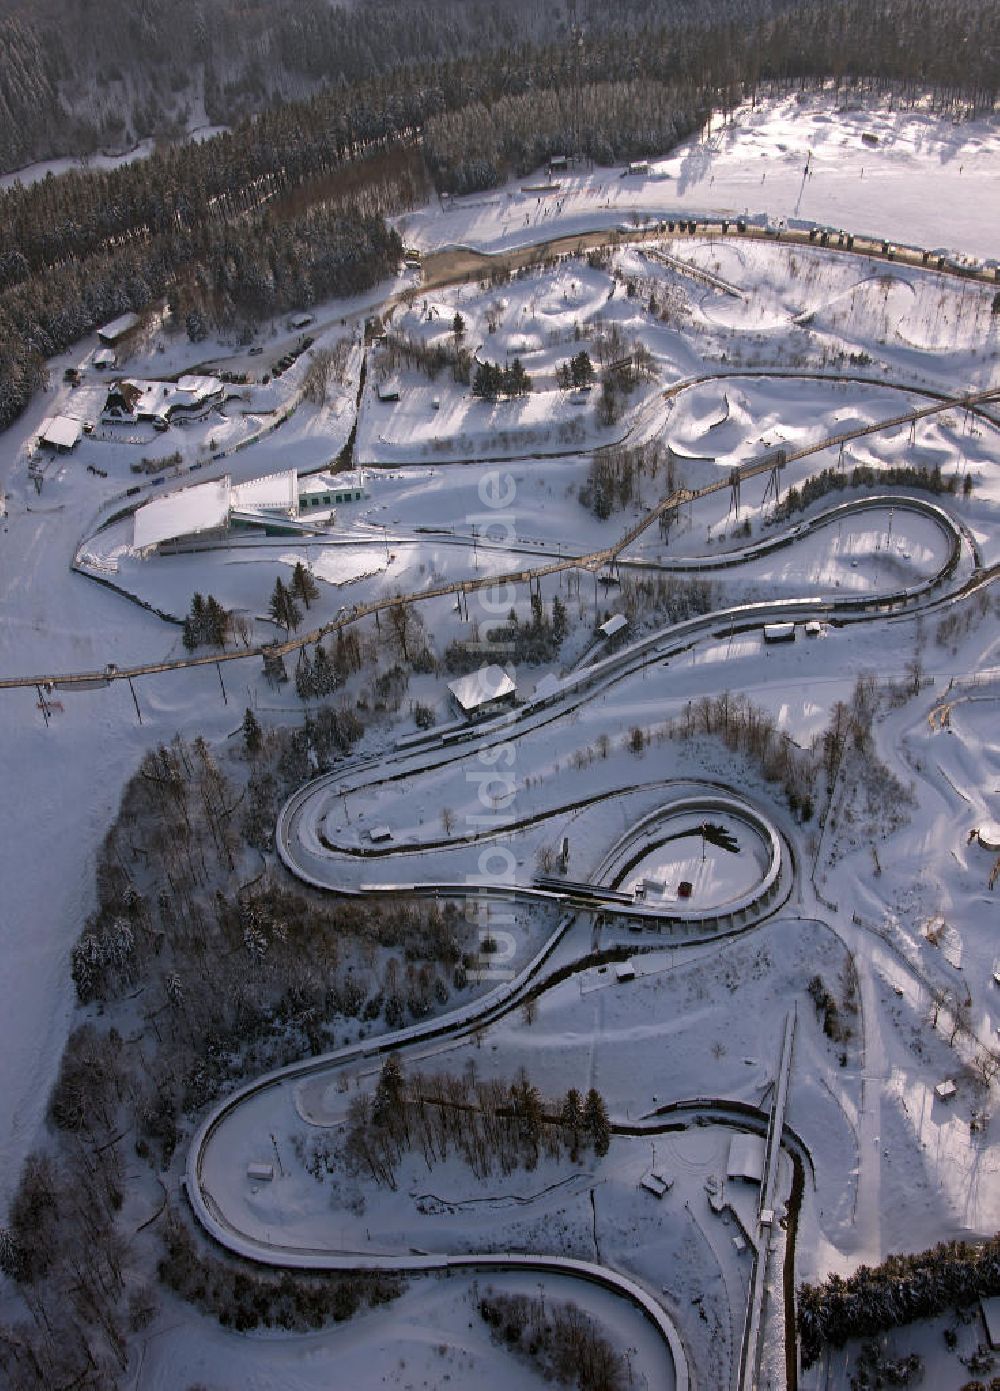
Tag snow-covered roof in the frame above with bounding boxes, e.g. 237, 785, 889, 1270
133, 477, 231, 549
982, 1296, 1000, 1348
727, 1134, 765, 1184
177, 374, 221, 396
231, 469, 297, 515
600, 614, 628, 639
109, 375, 222, 421
448, 664, 516, 713
97, 311, 140, 344
298, 470, 366, 497
94, 348, 116, 367
38, 415, 82, 450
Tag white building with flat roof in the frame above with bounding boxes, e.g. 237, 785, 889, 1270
298, 471, 367, 512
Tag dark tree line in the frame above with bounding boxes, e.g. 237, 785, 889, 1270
0, 201, 401, 434
158, 1211, 403, 1334
775, 461, 958, 521
182, 592, 229, 650
445, 590, 569, 671
798, 1234, 1000, 1368
4, 0, 999, 177
472, 357, 532, 401
2, 0, 998, 431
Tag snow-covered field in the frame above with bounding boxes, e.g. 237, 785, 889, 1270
1, 93, 999, 1390
401, 93, 1000, 264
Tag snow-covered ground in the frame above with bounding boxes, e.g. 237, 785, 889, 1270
138, 1272, 667, 1391
401, 94, 1000, 264
1, 92, 999, 1390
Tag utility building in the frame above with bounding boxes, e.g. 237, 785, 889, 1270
97, 311, 141, 346
447, 665, 517, 720
37, 416, 83, 452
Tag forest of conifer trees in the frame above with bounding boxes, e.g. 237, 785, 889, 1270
0, 0, 997, 430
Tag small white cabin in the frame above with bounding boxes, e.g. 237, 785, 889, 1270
247, 1162, 274, 1182
763, 622, 795, 644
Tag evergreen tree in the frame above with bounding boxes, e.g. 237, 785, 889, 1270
205, 595, 228, 646
552, 594, 568, 643
269, 577, 302, 632
312, 643, 335, 696
561, 1087, 583, 1161
472, 360, 503, 400
295, 649, 314, 700
185, 308, 206, 342
242, 707, 263, 756
511, 1074, 543, 1165
372, 1056, 408, 1143
182, 592, 229, 648
583, 1088, 610, 1157
291, 560, 320, 610
571, 350, 594, 387
503, 357, 531, 396
452, 311, 465, 339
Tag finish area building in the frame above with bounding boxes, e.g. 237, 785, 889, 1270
132, 469, 367, 553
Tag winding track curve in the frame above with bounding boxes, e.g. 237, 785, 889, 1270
185, 486, 979, 1384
